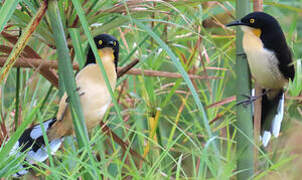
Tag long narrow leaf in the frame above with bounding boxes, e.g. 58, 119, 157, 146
0, 102, 42, 166
0, 0, 21, 33
132, 19, 221, 164
47, 0, 97, 178
0, 0, 48, 84
69, 28, 85, 69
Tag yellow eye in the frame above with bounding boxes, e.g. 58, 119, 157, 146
98, 40, 103, 45
113, 41, 117, 46
250, 18, 255, 23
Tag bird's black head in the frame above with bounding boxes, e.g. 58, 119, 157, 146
226, 12, 281, 31
86, 34, 119, 71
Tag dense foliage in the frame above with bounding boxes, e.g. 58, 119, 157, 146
0, 0, 301, 179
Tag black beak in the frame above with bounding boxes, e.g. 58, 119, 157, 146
108, 40, 114, 46
226, 20, 247, 27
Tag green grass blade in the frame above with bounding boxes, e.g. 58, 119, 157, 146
289, 59, 302, 96
47, 0, 97, 178
0, 0, 20, 33
69, 28, 85, 69
0, 0, 47, 84
14, 68, 20, 130
0, 102, 42, 166
132, 19, 221, 165
48, 0, 88, 148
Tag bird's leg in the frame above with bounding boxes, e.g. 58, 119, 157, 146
65, 87, 85, 103
236, 89, 271, 106
58, 104, 69, 121
236, 52, 247, 59
76, 87, 85, 97
60, 87, 85, 121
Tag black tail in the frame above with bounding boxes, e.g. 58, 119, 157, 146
9, 118, 63, 177
260, 90, 284, 147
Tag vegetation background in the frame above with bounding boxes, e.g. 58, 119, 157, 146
0, 0, 301, 179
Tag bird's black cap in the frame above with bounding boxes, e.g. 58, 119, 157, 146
226, 12, 280, 29
86, 34, 119, 70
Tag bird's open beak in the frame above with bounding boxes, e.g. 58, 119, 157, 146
226, 20, 247, 27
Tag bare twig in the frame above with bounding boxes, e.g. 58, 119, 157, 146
0, 113, 8, 145
205, 94, 300, 110
124, 68, 219, 80
117, 58, 139, 78
285, 96, 302, 101
0, 0, 48, 84
0, 45, 29, 57
206, 96, 236, 109
0, 57, 219, 80
0, 57, 78, 69
198, 26, 212, 97
253, 0, 263, 171
1, 32, 59, 87
209, 113, 224, 124
253, 0, 263, 12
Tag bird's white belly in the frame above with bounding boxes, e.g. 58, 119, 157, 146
242, 30, 286, 89
245, 48, 286, 89
75, 64, 116, 130
80, 84, 112, 129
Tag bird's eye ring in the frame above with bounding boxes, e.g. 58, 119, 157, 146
113, 41, 117, 46
250, 18, 255, 23
98, 40, 103, 45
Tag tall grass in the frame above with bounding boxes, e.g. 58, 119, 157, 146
0, 0, 301, 179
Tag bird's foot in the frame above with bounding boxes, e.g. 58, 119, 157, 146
236, 94, 258, 107
236, 89, 270, 106
65, 87, 85, 103
76, 87, 85, 96
236, 52, 247, 59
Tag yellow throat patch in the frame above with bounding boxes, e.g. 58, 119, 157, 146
252, 28, 261, 37
97, 48, 115, 63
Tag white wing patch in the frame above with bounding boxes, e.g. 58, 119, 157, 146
27, 149, 48, 164
260, 94, 284, 147
49, 138, 63, 154
9, 141, 19, 156
26, 138, 63, 164
30, 119, 53, 139
261, 131, 271, 147
12, 138, 63, 177
12, 165, 28, 177
251, 88, 255, 114
9, 118, 64, 177
271, 93, 284, 137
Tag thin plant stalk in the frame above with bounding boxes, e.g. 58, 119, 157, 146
132, 19, 222, 176
14, 68, 20, 130
235, 0, 254, 179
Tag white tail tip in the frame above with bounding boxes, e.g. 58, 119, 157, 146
261, 131, 271, 147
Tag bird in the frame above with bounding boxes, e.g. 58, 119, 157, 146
48, 34, 118, 140
9, 34, 119, 177
226, 12, 295, 147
